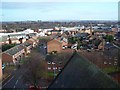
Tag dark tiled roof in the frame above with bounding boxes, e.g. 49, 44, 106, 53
49, 52, 120, 88
22, 42, 32, 47
4, 44, 24, 56
4, 42, 32, 55
75, 33, 89, 37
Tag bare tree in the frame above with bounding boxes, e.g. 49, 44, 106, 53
23, 51, 47, 89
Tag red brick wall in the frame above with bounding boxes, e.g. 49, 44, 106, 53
2, 53, 13, 63
47, 40, 62, 53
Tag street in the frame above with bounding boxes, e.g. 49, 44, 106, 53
39, 43, 47, 56
2, 64, 28, 89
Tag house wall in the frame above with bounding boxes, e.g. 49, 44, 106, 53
62, 41, 68, 47
2, 53, 13, 63
25, 45, 32, 54
13, 49, 25, 62
47, 40, 62, 53
26, 40, 36, 47
47, 61, 62, 73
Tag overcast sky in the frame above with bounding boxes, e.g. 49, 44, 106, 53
1, 0, 119, 21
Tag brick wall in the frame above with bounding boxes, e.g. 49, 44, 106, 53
2, 53, 13, 63
47, 40, 62, 53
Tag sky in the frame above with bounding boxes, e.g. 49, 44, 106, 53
1, 0, 119, 21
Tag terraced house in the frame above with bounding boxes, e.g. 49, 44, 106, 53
2, 42, 33, 65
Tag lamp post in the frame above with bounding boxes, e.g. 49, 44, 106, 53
52, 62, 56, 79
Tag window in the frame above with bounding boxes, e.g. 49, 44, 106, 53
58, 67, 61, 69
53, 67, 57, 70
114, 57, 118, 61
114, 61, 117, 65
109, 62, 111, 64
48, 67, 51, 70
104, 61, 107, 65
52, 62, 55, 65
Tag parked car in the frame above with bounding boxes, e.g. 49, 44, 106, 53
2, 64, 6, 70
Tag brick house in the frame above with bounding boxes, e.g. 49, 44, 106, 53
22, 42, 33, 55
47, 39, 62, 53
2, 44, 25, 65
26, 38, 37, 47
2, 40, 36, 65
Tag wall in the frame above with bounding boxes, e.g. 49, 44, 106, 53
47, 40, 62, 53
2, 53, 13, 63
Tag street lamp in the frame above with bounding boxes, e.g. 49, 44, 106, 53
52, 62, 56, 79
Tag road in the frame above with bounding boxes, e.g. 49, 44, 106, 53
2, 64, 28, 89
39, 43, 47, 56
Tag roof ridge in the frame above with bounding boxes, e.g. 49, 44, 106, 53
48, 50, 76, 88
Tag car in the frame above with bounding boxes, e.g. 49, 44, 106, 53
87, 49, 91, 52
44, 46, 47, 49
2, 64, 6, 70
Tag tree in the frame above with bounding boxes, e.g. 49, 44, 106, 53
105, 35, 114, 42
23, 51, 47, 89
2, 44, 16, 52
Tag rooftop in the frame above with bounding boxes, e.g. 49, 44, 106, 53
49, 52, 120, 88
4, 44, 24, 56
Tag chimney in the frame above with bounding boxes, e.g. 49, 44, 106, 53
19, 37, 23, 44
8, 35, 12, 44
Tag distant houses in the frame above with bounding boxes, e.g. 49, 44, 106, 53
47, 36, 69, 53
0, 29, 37, 45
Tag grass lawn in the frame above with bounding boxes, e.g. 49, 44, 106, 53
5, 65, 15, 71
102, 66, 120, 74
47, 72, 54, 77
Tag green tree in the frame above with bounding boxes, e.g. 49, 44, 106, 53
2, 44, 17, 52
106, 35, 114, 42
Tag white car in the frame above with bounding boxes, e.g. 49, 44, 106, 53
44, 46, 47, 49
2, 64, 6, 70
